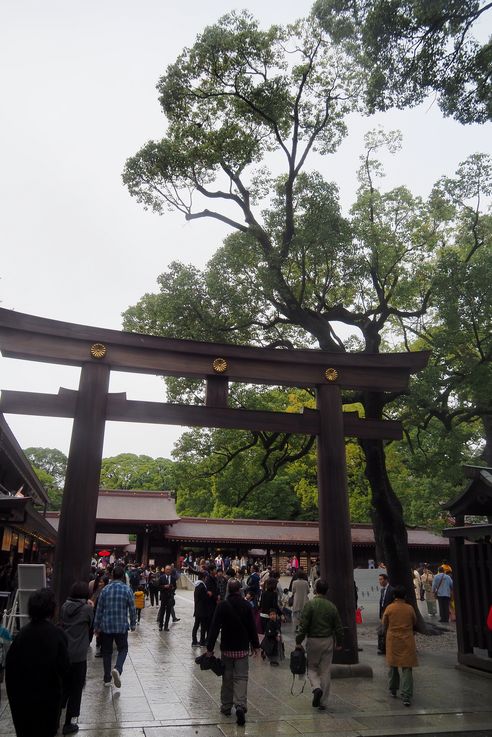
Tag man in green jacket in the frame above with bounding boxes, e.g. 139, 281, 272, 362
295, 578, 343, 711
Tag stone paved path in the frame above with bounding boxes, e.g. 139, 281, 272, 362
1, 589, 491, 736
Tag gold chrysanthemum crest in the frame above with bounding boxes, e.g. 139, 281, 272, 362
90, 343, 107, 359
212, 357, 228, 373
324, 367, 338, 382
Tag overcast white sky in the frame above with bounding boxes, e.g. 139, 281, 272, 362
1, 0, 490, 461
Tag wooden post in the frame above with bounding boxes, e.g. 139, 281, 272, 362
205, 376, 228, 407
135, 533, 144, 564
142, 528, 150, 566
54, 362, 110, 607
316, 384, 358, 665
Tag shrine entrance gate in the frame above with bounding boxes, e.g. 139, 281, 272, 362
0, 308, 429, 665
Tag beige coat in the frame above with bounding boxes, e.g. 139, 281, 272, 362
292, 578, 310, 613
382, 599, 418, 668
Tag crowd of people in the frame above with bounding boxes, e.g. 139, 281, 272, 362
0, 554, 461, 735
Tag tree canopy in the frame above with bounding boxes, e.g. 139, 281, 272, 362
121, 7, 491, 600
313, 0, 492, 124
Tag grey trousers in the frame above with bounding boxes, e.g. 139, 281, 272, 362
221, 654, 249, 710
389, 666, 413, 700
306, 636, 334, 707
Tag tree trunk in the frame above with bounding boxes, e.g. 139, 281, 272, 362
360, 391, 427, 631
482, 415, 492, 466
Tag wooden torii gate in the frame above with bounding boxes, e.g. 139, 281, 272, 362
0, 308, 429, 665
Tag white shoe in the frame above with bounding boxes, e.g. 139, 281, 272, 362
112, 668, 121, 688
103, 680, 112, 688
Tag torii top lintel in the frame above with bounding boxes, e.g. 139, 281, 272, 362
0, 308, 429, 392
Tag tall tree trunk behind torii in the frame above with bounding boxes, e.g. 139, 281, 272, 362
483, 415, 492, 467
360, 391, 426, 630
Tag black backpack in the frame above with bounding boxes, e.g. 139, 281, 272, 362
289, 648, 307, 695
290, 648, 306, 675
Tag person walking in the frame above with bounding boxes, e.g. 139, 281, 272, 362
382, 586, 418, 706
420, 565, 437, 618
259, 578, 282, 634
192, 571, 209, 646
148, 567, 159, 607
60, 581, 94, 734
432, 566, 453, 623
93, 565, 136, 688
134, 585, 145, 624
292, 569, 310, 630
295, 579, 343, 711
6, 588, 70, 737
157, 565, 176, 632
206, 579, 260, 726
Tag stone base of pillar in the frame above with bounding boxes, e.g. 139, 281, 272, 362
331, 663, 373, 679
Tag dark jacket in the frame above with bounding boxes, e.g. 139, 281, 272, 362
379, 584, 395, 619
193, 580, 209, 619
60, 597, 93, 663
259, 590, 281, 616
247, 571, 261, 595
205, 574, 219, 613
6, 619, 69, 737
158, 573, 176, 603
207, 592, 260, 653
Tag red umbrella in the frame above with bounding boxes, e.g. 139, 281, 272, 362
98, 550, 111, 557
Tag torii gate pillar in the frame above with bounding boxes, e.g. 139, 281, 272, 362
53, 362, 110, 606
317, 384, 358, 664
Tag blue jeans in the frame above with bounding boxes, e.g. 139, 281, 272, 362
101, 631, 128, 682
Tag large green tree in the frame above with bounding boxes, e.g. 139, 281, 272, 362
99, 453, 175, 491
122, 8, 452, 607
396, 154, 492, 469
314, 0, 492, 123
24, 447, 68, 510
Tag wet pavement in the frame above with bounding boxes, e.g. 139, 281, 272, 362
1, 588, 491, 736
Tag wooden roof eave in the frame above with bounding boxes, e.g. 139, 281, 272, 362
0, 414, 49, 505
443, 466, 492, 516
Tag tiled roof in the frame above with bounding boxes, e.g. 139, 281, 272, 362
166, 518, 447, 548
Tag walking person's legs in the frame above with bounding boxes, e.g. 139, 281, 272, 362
220, 656, 234, 715
306, 637, 323, 706
63, 660, 87, 733
426, 598, 437, 617
400, 667, 413, 705
232, 656, 249, 725
164, 602, 172, 630
112, 632, 129, 686
388, 666, 400, 696
157, 600, 165, 630
199, 616, 208, 644
101, 632, 114, 685
318, 637, 334, 708
192, 617, 200, 645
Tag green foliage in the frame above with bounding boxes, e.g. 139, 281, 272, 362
385, 417, 482, 530
24, 447, 68, 510
314, 0, 492, 123
24, 447, 67, 488
23, 448, 176, 508
123, 10, 358, 252
31, 466, 63, 510
99, 454, 175, 491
